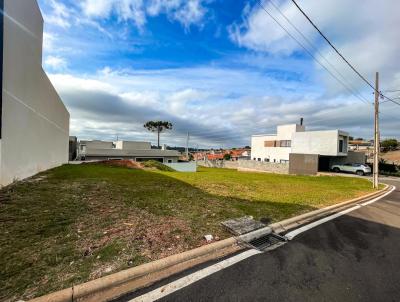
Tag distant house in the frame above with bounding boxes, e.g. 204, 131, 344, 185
229, 149, 251, 161
77, 140, 180, 163
251, 122, 365, 174
349, 140, 373, 151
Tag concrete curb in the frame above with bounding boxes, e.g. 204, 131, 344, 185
28, 185, 390, 302
270, 184, 391, 233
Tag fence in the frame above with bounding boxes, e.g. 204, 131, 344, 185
165, 162, 197, 172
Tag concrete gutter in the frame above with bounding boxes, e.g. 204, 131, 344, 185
27, 185, 391, 302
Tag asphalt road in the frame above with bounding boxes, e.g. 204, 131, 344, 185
118, 179, 400, 302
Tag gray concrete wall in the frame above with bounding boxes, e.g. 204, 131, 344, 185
238, 160, 289, 174
197, 160, 239, 169
197, 159, 289, 174
165, 162, 197, 172
0, 0, 69, 186
289, 153, 319, 175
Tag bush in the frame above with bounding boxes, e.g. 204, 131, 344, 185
381, 139, 398, 152
378, 159, 399, 176
142, 160, 176, 171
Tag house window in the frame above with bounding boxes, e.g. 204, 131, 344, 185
280, 159, 289, 164
257, 158, 261, 161
167, 159, 173, 163
339, 139, 344, 153
264, 140, 276, 147
253, 157, 256, 161
264, 158, 270, 162
280, 140, 291, 147
273, 159, 276, 163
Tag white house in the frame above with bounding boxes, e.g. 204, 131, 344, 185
251, 123, 349, 164
0, 0, 70, 186
78, 140, 181, 163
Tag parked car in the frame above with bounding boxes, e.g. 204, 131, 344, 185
331, 163, 371, 176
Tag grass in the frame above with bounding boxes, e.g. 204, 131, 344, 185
142, 160, 176, 171
0, 164, 377, 301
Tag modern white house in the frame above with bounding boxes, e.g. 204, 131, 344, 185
251, 122, 364, 174
77, 140, 181, 163
0, 0, 70, 186
251, 123, 349, 163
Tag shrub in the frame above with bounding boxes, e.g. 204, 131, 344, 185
142, 160, 176, 171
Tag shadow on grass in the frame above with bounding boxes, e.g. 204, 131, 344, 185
0, 163, 316, 301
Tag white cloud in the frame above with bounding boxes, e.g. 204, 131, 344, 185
44, 55, 68, 70
80, 0, 210, 29
42, 32, 56, 52
230, 0, 400, 95
47, 66, 399, 148
43, 0, 72, 28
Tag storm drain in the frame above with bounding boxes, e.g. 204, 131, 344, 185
247, 233, 288, 251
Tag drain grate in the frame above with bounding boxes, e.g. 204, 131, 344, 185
247, 233, 287, 251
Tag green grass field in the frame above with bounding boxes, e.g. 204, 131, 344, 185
0, 164, 377, 301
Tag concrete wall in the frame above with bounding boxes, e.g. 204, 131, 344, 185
197, 160, 239, 169
238, 160, 289, 174
289, 153, 319, 175
291, 130, 348, 156
165, 162, 197, 172
115, 141, 151, 150
251, 135, 291, 162
81, 140, 114, 149
0, 0, 69, 186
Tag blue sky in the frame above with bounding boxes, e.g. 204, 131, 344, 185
38, 0, 400, 147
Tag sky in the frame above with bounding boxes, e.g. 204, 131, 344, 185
38, 0, 400, 148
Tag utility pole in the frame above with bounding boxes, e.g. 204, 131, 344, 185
373, 72, 380, 189
186, 132, 190, 160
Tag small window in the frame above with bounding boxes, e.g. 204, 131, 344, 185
167, 159, 173, 163
280, 159, 289, 164
339, 140, 344, 152
280, 140, 291, 147
264, 158, 270, 162
257, 158, 261, 161
273, 159, 276, 163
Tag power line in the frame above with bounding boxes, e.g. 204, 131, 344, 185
289, 0, 375, 91
257, 1, 370, 105
289, 0, 400, 107
268, 0, 370, 104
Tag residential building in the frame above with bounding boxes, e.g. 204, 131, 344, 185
0, 0, 69, 186
251, 122, 364, 174
77, 140, 180, 163
349, 140, 373, 151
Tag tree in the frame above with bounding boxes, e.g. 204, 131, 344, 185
381, 138, 398, 152
223, 153, 231, 160
144, 121, 173, 148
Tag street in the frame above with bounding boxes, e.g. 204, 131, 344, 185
117, 179, 400, 302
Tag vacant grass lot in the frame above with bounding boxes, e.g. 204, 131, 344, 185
0, 164, 376, 301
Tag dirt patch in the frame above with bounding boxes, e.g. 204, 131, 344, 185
88, 160, 145, 169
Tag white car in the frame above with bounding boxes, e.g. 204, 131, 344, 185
331, 163, 372, 176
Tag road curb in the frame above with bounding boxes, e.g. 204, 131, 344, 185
270, 184, 391, 233
27, 185, 390, 302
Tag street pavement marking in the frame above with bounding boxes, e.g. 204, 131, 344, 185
128, 249, 262, 302
285, 186, 396, 240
